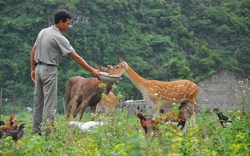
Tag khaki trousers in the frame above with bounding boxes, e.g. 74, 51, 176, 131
32, 64, 58, 134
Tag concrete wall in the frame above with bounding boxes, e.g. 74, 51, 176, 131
121, 100, 153, 115
195, 68, 250, 112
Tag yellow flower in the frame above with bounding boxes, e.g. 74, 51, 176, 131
171, 143, 179, 149
165, 131, 173, 137
203, 148, 209, 153
171, 137, 183, 142
236, 132, 247, 140
168, 153, 182, 156
211, 151, 217, 156
84, 151, 89, 155
189, 130, 194, 135
229, 143, 241, 150
16, 140, 24, 147
3, 150, 13, 156
176, 132, 182, 136
114, 144, 121, 150
94, 147, 98, 152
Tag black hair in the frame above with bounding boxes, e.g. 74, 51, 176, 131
54, 9, 72, 24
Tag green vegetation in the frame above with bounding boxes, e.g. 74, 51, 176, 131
0, 0, 249, 105
0, 108, 249, 155
0, 1, 249, 154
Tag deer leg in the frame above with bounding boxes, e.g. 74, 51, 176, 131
66, 104, 72, 120
104, 106, 109, 117
152, 104, 161, 119
73, 106, 81, 119
90, 105, 97, 121
190, 92, 198, 115
72, 100, 84, 119
78, 102, 87, 121
182, 118, 189, 136
108, 109, 112, 117
112, 105, 117, 117
78, 107, 86, 121
66, 97, 78, 120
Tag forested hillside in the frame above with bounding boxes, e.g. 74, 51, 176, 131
0, 0, 249, 111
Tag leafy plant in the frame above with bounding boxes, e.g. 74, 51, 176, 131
0, 106, 249, 155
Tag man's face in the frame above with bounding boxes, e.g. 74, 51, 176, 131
58, 18, 71, 32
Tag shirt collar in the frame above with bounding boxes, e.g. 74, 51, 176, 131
51, 25, 60, 32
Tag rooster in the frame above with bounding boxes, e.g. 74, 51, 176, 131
136, 113, 158, 134
213, 108, 232, 128
0, 114, 18, 131
4, 123, 25, 142
137, 99, 194, 135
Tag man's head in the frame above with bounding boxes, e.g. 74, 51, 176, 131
54, 9, 72, 32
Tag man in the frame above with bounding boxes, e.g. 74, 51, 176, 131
30, 9, 101, 135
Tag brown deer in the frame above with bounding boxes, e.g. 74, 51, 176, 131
96, 91, 118, 117
66, 65, 118, 121
109, 57, 198, 117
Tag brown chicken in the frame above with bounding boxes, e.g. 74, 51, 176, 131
0, 114, 18, 131
137, 99, 194, 135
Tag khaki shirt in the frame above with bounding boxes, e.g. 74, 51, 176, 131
34, 25, 75, 66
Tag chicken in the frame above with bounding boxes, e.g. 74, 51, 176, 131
159, 108, 167, 114
137, 99, 194, 135
137, 111, 183, 135
0, 130, 5, 139
68, 121, 106, 132
213, 108, 232, 127
0, 121, 5, 126
237, 110, 244, 119
0, 121, 6, 139
5, 123, 25, 142
0, 114, 18, 131
137, 113, 158, 134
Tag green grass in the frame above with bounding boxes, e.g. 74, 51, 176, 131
0, 108, 249, 156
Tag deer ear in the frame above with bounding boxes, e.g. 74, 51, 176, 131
107, 65, 114, 70
119, 57, 127, 67
119, 56, 124, 62
122, 61, 127, 68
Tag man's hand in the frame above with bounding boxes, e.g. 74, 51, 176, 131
91, 69, 101, 81
31, 71, 35, 83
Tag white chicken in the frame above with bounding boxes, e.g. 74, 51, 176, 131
68, 121, 106, 132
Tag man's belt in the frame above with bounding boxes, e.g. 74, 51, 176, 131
35, 62, 57, 67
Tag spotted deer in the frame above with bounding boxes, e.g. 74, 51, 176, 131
96, 91, 118, 117
109, 57, 198, 117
